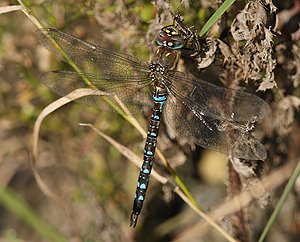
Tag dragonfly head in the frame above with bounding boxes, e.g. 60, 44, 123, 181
157, 26, 184, 50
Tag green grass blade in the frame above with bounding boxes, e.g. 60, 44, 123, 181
0, 185, 68, 242
199, 0, 235, 37
258, 159, 300, 242
165, 163, 202, 211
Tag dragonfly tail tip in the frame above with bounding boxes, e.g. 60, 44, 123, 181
130, 213, 139, 228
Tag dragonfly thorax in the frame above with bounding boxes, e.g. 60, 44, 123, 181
151, 47, 179, 72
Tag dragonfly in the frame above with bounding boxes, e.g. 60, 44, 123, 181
34, 16, 271, 228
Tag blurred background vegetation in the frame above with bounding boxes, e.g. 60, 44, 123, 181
0, 0, 300, 242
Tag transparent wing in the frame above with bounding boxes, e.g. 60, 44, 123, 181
165, 70, 271, 122
35, 28, 153, 113
34, 28, 150, 77
163, 71, 270, 160
165, 95, 267, 160
41, 71, 153, 113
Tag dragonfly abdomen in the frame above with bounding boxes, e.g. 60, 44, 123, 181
130, 86, 168, 228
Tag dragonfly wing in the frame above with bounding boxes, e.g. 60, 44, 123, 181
34, 28, 150, 81
41, 71, 153, 114
164, 94, 267, 160
35, 28, 153, 114
166, 70, 271, 122
163, 71, 270, 160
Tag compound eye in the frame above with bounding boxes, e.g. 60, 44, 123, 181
157, 31, 167, 46
168, 38, 184, 49
156, 27, 184, 49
